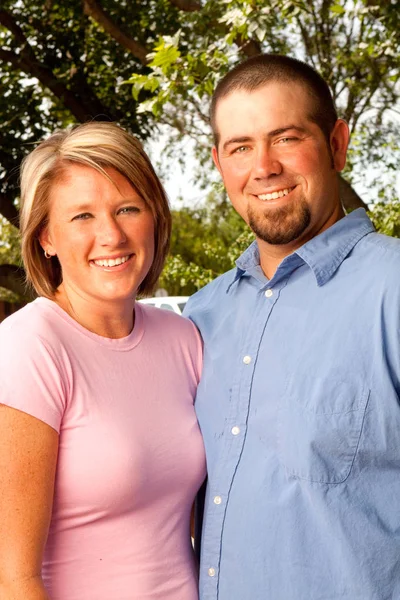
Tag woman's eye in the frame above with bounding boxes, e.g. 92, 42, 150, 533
119, 206, 140, 215
72, 212, 92, 221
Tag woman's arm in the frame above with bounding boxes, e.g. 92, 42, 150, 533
0, 405, 59, 599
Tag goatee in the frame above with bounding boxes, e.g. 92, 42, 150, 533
248, 200, 311, 245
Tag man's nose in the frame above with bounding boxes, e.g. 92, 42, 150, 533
98, 215, 127, 246
253, 146, 283, 179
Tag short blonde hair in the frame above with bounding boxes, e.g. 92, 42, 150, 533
20, 122, 171, 298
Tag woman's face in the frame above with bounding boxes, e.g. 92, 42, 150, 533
40, 163, 155, 310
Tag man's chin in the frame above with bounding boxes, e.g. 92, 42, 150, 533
249, 212, 311, 246
248, 203, 311, 246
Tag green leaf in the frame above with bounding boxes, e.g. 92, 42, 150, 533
330, 4, 345, 15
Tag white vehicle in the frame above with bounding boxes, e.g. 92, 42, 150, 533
138, 296, 189, 315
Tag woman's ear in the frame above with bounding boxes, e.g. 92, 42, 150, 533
39, 226, 56, 258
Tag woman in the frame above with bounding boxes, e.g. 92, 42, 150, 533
0, 122, 206, 600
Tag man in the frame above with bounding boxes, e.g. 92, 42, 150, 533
184, 54, 400, 600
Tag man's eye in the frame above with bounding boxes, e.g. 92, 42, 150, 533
233, 146, 249, 154
278, 137, 297, 144
72, 212, 92, 221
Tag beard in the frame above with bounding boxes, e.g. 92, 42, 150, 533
248, 197, 311, 245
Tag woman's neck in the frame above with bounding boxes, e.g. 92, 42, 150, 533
53, 285, 135, 339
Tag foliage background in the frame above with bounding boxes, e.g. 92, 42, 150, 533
0, 0, 399, 304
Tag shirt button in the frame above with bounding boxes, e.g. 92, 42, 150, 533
208, 567, 216, 577
243, 355, 252, 364
213, 495, 222, 505
231, 426, 240, 435
265, 289, 273, 298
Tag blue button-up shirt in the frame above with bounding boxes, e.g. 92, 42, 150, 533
184, 209, 400, 600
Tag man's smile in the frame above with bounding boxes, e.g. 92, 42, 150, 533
256, 186, 297, 201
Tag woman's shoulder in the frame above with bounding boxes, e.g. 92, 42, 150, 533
1, 299, 43, 336
0, 298, 68, 356
138, 302, 200, 339
0, 299, 69, 431
138, 302, 202, 381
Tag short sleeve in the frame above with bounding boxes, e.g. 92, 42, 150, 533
187, 318, 203, 384
0, 318, 67, 432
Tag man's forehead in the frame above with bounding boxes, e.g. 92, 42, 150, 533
216, 80, 309, 110
214, 81, 313, 135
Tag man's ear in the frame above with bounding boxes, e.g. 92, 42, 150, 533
330, 119, 350, 172
212, 146, 223, 177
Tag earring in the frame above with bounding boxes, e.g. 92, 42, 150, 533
44, 250, 52, 259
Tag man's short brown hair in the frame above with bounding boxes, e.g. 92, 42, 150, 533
210, 54, 338, 147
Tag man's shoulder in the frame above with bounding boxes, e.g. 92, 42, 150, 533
184, 267, 237, 317
364, 231, 400, 252
358, 231, 400, 268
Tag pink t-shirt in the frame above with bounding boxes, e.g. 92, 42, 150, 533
0, 298, 206, 600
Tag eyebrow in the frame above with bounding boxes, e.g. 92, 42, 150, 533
66, 197, 145, 213
66, 203, 94, 214
222, 125, 307, 151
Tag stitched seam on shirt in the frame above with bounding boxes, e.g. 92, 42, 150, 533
330, 226, 375, 271
300, 224, 374, 285
278, 387, 371, 485
361, 233, 400, 257
214, 282, 287, 595
216, 276, 293, 594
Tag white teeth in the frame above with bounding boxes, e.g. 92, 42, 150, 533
93, 255, 130, 267
258, 187, 294, 201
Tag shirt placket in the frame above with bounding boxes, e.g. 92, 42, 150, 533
200, 283, 281, 599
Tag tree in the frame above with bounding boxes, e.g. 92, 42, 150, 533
0, 0, 399, 298
127, 0, 400, 206
0, 0, 182, 297
160, 190, 254, 294
0, 217, 26, 301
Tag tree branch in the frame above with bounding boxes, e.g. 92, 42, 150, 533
0, 9, 112, 121
0, 192, 19, 227
0, 47, 107, 122
234, 35, 262, 58
296, 16, 318, 68
308, 0, 324, 67
0, 264, 31, 298
0, 9, 30, 47
168, 0, 202, 11
338, 174, 368, 211
83, 0, 149, 64
350, 85, 380, 133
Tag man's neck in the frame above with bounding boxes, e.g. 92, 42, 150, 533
257, 207, 346, 280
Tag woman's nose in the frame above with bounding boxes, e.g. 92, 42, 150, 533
98, 215, 127, 246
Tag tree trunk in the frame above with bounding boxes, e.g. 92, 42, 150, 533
0, 264, 33, 299
0, 193, 19, 226
338, 174, 368, 211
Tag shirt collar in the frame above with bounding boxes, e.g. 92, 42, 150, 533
230, 209, 375, 290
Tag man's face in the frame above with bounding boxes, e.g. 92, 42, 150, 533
212, 82, 349, 250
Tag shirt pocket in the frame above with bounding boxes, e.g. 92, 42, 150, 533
277, 374, 370, 484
